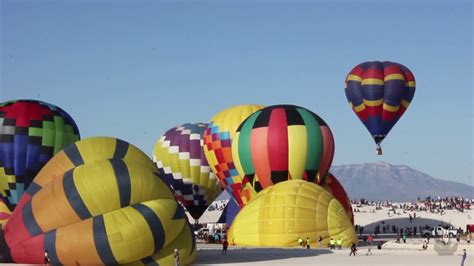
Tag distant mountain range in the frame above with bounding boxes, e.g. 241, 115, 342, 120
214, 162, 473, 202
331, 162, 473, 201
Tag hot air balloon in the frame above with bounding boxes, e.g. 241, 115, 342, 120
322, 172, 353, 224
228, 180, 357, 247
0, 100, 80, 210
2, 138, 196, 265
232, 105, 334, 194
344, 61, 416, 155
203, 104, 264, 207
14, 136, 156, 212
153, 123, 222, 220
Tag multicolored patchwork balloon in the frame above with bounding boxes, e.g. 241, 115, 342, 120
203, 104, 265, 207
152, 123, 222, 220
0, 100, 80, 210
232, 105, 335, 193
344, 61, 416, 154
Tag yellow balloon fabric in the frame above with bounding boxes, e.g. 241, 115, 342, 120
0, 199, 11, 229
227, 180, 357, 247
203, 104, 264, 207
15, 136, 157, 211
125, 222, 197, 266
4, 137, 196, 265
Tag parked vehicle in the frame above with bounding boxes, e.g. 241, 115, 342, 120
421, 226, 458, 237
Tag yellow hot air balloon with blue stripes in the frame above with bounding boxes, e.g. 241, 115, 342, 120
3, 137, 196, 265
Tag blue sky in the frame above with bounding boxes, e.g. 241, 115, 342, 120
1, 0, 472, 185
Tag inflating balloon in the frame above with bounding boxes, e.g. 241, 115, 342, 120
344, 61, 416, 155
322, 172, 353, 224
228, 180, 357, 247
153, 123, 222, 220
0, 100, 80, 210
203, 104, 264, 207
2, 137, 196, 265
232, 105, 334, 193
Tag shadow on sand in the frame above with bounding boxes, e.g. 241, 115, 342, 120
195, 247, 333, 264
361, 217, 455, 233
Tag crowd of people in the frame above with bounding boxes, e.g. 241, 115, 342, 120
351, 196, 472, 214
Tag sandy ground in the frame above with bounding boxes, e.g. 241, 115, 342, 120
193, 203, 474, 265
195, 241, 474, 265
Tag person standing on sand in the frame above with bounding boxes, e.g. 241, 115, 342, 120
330, 238, 336, 250
222, 239, 229, 255
349, 243, 357, 256
422, 240, 428, 250
460, 249, 467, 266
306, 237, 311, 249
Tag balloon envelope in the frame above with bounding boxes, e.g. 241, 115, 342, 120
344, 61, 415, 153
232, 105, 334, 195
0, 100, 80, 210
14, 136, 156, 212
203, 104, 264, 207
228, 180, 357, 247
153, 123, 222, 220
322, 172, 353, 224
3, 138, 196, 265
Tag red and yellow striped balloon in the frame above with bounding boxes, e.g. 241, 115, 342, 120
232, 105, 334, 195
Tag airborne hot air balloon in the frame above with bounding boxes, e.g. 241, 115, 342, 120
0, 100, 80, 210
2, 137, 196, 265
344, 61, 416, 155
232, 105, 334, 194
152, 123, 222, 220
203, 104, 264, 207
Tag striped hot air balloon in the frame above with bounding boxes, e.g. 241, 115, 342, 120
153, 123, 222, 220
13, 137, 156, 212
2, 137, 196, 265
232, 105, 334, 194
0, 100, 80, 210
344, 61, 416, 155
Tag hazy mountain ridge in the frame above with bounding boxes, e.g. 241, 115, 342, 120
331, 162, 473, 201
